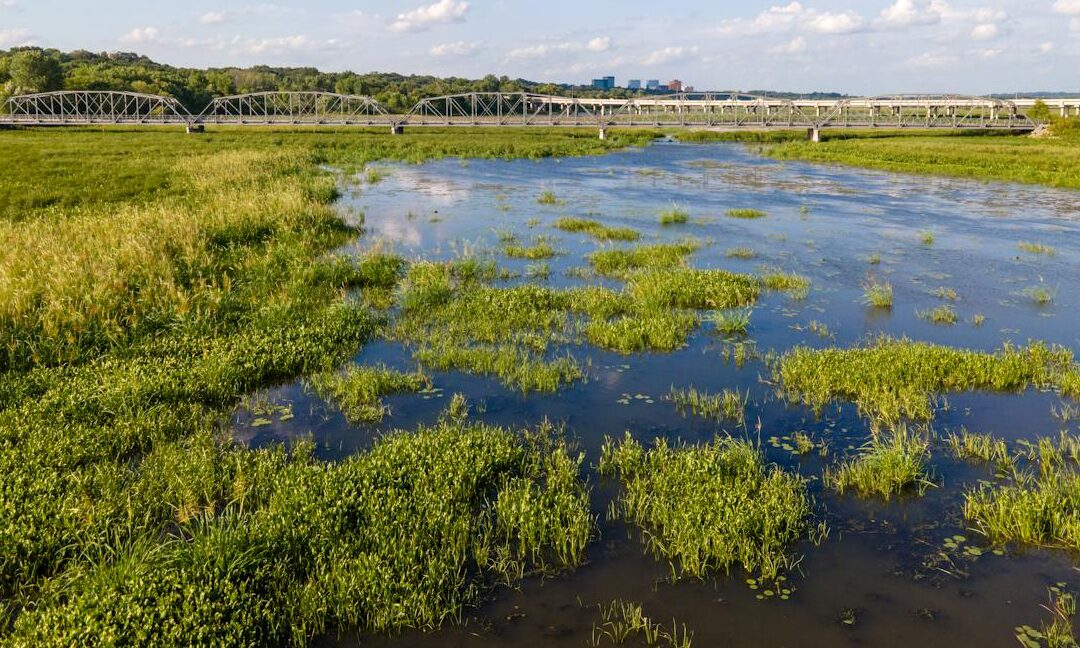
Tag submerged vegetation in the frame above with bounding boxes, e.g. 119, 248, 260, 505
726, 208, 767, 220
599, 434, 813, 582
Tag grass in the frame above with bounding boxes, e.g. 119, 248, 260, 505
588, 240, 702, 277
415, 341, 583, 393
0, 126, 662, 645
918, 304, 958, 325
764, 131, 1080, 190
725, 247, 756, 260
920, 231, 936, 246
1024, 284, 1057, 306
669, 387, 747, 426
1018, 241, 1057, 257
503, 239, 558, 260
554, 217, 640, 242
776, 337, 1080, 423
659, 206, 690, 226
628, 269, 761, 310
826, 427, 934, 499
590, 600, 694, 648
1015, 586, 1078, 648
946, 429, 1010, 465
711, 308, 753, 336
599, 434, 813, 582
933, 286, 959, 301
863, 279, 894, 309
761, 271, 811, 298
537, 189, 561, 205
307, 364, 431, 423
726, 209, 767, 220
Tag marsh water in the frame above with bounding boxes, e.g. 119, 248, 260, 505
237, 141, 1080, 647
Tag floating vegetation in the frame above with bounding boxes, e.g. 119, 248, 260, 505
308, 364, 431, 424
768, 432, 826, 458
589, 600, 694, 648
826, 426, 934, 499
918, 304, 958, 325
599, 434, 814, 582
554, 217, 641, 242
711, 308, 753, 336
1018, 241, 1057, 257
867, 253, 882, 265
660, 205, 691, 226
588, 240, 702, 276
415, 341, 583, 393
972, 313, 987, 327
525, 262, 551, 280
725, 247, 757, 260
1015, 585, 1078, 648
669, 387, 747, 426
777, 337, 1080, 423
726, 208, 767, 220
920, 231, 936, 246
537, 189, 561, 205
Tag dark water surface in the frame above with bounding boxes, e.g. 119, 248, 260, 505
237, 142, 1080, 647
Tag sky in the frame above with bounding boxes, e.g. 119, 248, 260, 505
1, 0, 1078, 94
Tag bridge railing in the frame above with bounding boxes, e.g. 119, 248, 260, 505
195, 92, 390, 125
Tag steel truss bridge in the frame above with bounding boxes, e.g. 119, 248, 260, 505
4, 90, 1077, 137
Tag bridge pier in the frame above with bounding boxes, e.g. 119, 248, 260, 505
390, 123, 405, 135
185, 123, 204, 134
598, 127, 607, 140
807, 127, 821, 143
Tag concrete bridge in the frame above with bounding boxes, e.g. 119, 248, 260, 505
3, 90, 1075, 139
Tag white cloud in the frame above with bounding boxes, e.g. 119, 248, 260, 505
807, 11, 865, 34
975, 47, 1001, 58
389, 0, 469, 33
1072, 17, 1080, 31
0, 27, 31, 47
0, 1, 20, 9
1052, 0, 1080, 15
200, 11, 226, 25
429, 40, 479, 56
904, 51, 958, 67
230, 34, 340, 56
878, 0, 940, 28
770, 36, 807, 53
1040, 41, 1054, 53
971, 22, 999, 39
586, 36, 611, 52
643, 46, 698, 66
119, 26, 159, 44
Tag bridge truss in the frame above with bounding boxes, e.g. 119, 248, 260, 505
0, 90, 1042, 133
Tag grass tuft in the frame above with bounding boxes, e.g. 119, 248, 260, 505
726, 209, 767, 220
660, 206, 690, 226
308, 364, 431, 423
826, 427, 933, 499
554, 217, 640, 242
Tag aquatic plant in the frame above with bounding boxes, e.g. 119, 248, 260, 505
554, 217, 640, 242
920, 231, 935, 246
669, 387, 747, 426
599, 434, 813, 582
761, 272, 811, 298
777, 337, 1079, 423
863, 279, 894, 309
584, 311, 700, 354
1015, 585, 1078, 648
588, 240, 702, 276
946, 429, 1009, 465
590, 600, 694, 648
726, 209, 767, 219
660, 205, 690, 226
934, 286, 959, 301
308, 364, 431, 423
1024, 284, 1056, 306
711, 308, 753, 336
826, 426, 934, 499
503, 239, 558, 260
414, 341, 583, 392
918, 304, 957, 325
629, 268, 761, 310
725, 247, 757, 260
1018, 241, 1057, 257
537, 189, 561, 205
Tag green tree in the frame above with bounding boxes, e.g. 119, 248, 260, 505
1028, 99, 1052, 123
4, 48, 63, 94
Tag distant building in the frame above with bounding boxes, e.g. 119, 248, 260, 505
627, 79, 642, 91
667, 79, 683, 93
684, 85, 695, 93
646, 80, 661, 91
591, 76, 616, 90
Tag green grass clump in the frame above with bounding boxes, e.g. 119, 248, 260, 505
659, 206, 690, 226
1024, 285, 1056, 306
415, 342, 582, 392
946, 429, 1009, 465
554, 217, 640, 242
584, 311, 699, 354
628, 269, 761, 310
537, 190, 561, 205
777, 337, 1079, 423
964, 467, 1080, 552
761, 272, 811, 297
918, 304, 957, 325
669, 387, 747, 426
711, 308, 753, 336
590, 600, 694, 648
599, 434, 812, 581
826, 427, 933, 499
1018, 241, 1057, 257
588, 240, 701, 276
308, 364, 431, 423
863, 279, 894, 309
920, 231, 935, 246
726, 209, 767, 220
503, 240, 558, 260
1015, 586, 1078, 648
725, 247, 756, 260
933, 286, 959, 301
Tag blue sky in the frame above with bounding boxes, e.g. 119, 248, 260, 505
1, 0, 1078, 93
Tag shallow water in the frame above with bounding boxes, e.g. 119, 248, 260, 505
236, 142, 1080, 647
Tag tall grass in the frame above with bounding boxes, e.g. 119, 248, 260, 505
307, 364, 431, 423
599, 434, 813, 582
554, 217, 641, 242
669, 387, 747, 426
826, 426, 934, 499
